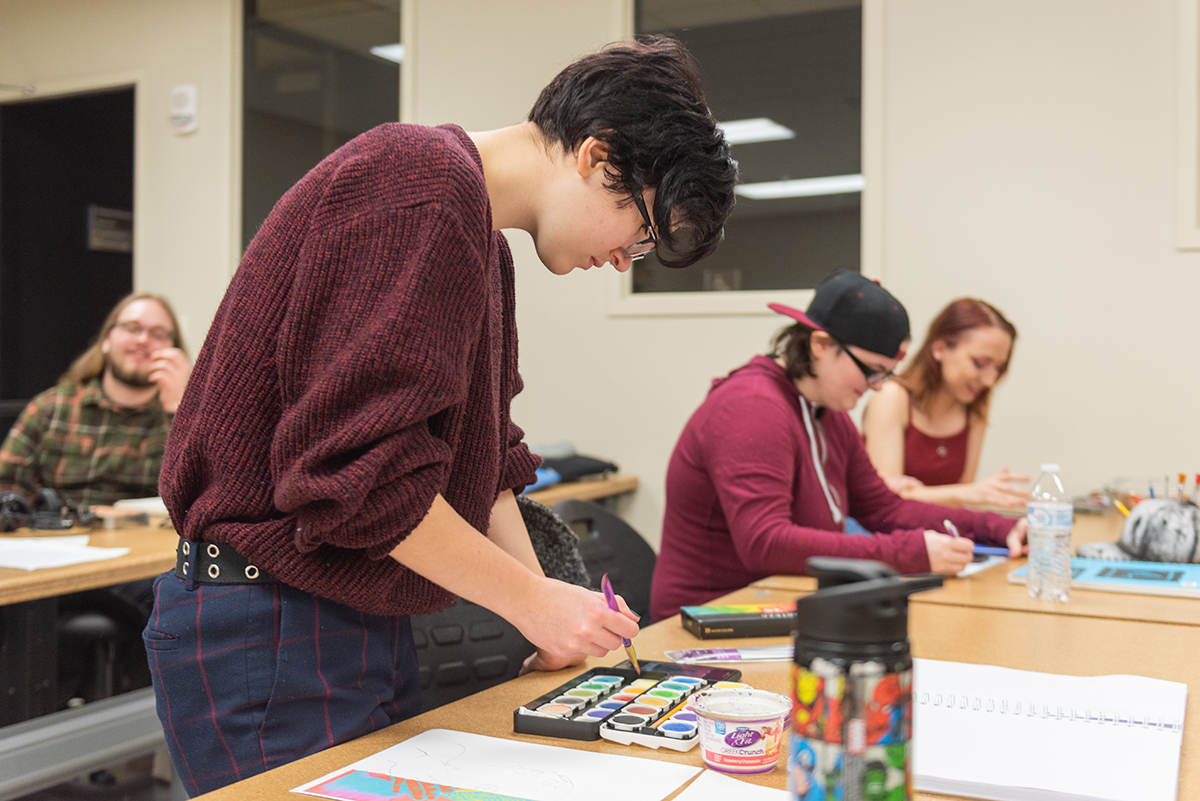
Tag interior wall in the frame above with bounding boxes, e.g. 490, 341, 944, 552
880, 0, 1200, 504
0, 0, 238, 353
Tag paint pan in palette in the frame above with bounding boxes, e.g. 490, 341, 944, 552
513, 660, 743, 752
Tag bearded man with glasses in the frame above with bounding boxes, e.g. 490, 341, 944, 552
0, 292, 191, 718
0, 292, 191, 508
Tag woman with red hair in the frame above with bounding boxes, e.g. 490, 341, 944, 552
862, 298, 1027, 507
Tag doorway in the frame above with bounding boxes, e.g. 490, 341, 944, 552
0, 87, 135, 436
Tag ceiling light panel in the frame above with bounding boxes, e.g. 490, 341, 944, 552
718, 117, 796, 145
735, 174, 864, 199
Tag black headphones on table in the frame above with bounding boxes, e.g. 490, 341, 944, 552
0, 489, 97, 531
0, 492, 31, 532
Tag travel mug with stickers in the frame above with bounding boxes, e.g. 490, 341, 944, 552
788, 558, 942, 801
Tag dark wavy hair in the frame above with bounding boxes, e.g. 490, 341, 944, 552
768, 322, 818, 382
528, 36, 738, 269
896, 298, 1017, 422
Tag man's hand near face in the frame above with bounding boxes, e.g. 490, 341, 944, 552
150, 348, 192, 413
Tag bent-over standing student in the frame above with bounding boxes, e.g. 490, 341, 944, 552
862, 297, 1027, 507
649, 272, 1027, 622
147, 37, 737, 795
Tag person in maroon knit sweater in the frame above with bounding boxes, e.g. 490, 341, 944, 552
649, 272, 1028, 622
146, 38, 736, 794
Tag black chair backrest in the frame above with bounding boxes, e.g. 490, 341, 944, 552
551, 499, 656, 621
408, 598, 535, 714
410, 496, 591, 713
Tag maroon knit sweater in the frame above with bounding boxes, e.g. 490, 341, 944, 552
160, 124, 540, 616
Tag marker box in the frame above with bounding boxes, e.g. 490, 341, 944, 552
513, 660, 742, 752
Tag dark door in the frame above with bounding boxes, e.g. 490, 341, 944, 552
0, 87, 135, 436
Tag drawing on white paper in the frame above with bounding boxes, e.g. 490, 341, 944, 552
380, 733, 574, 799
293, 729, 701, 801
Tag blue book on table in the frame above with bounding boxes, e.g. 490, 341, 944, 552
1008, 557, 1200, 598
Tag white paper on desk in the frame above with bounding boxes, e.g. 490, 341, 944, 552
292, 728, 701, 801
0, 538, 129, 570
955, 554, 1005, 578
672, 769, 789, 801
0, 535, 90, 547
112, 496, 168, 516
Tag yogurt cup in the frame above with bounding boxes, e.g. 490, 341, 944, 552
689, 688, 791, 774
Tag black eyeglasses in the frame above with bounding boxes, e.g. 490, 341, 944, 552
114, 320, 175, 345
625, 192, 658, 261
837, 340, 894, 386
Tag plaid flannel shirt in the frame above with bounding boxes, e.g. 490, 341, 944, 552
0, 379, 171, 508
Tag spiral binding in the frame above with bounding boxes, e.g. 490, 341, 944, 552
917, 691, 1184, 733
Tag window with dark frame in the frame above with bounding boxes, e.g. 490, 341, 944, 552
634, 1, 863, 294
242, 0, 401, 250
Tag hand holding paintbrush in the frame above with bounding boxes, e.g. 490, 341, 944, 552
517, 574, 641, 676
601, 573, 640, 674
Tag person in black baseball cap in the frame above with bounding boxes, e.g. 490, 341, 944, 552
649, 270, 1028, 622
765, 270, 911, 413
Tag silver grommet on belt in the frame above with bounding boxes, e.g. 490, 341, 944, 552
182, 562, 189, 575
245, 565, 259, 580
182, 542, 190, 555
208, 564, 220, 579
207, 544, 220, 558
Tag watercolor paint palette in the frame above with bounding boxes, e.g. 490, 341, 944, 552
513, 660, 743, 752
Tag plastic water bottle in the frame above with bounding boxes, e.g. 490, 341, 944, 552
1026, 464, 1072, 601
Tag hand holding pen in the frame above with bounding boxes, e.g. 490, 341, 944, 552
945, 517, 1028, 560
923, 522, 975, 575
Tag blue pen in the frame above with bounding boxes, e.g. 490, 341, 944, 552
600, 573, 639, 674
973, 545, 1011, 557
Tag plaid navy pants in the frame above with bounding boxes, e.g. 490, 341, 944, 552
144, 572, 421, 796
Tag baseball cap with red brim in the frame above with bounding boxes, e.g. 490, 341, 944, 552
768, 270, 910, 358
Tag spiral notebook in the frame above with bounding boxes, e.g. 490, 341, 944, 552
911, 658, 1187, 801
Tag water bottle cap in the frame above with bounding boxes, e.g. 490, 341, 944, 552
794, 558, 944, 651
1040, 463, 1060, 472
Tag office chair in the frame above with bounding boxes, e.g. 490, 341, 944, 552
56, 584, 152, 707
551, 499, 656, 622
409, 496, 590, 713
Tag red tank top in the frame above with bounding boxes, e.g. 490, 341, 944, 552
903, 401, 969, 486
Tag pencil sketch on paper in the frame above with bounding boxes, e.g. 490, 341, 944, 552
383, 732, 574, 799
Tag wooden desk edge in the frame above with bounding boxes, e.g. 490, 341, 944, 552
0, 525, 178, 606
524, 474, 638, 506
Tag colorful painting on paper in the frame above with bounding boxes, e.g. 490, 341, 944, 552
304, 770, 535, 801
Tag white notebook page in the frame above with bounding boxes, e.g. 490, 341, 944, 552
911, 658, 1187, 801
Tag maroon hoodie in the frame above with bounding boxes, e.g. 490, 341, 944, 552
649, 355, 1015, 621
